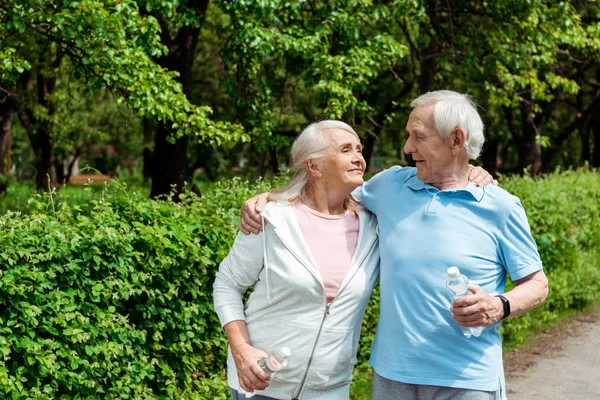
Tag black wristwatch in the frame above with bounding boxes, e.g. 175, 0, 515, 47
495, 294, 511, 320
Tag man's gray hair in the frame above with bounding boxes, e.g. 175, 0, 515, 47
410, 90, 485, 159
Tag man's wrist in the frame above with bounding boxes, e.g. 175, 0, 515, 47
495, 294, 511, 320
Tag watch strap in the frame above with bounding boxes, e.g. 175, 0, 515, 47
495, 294, 511, 319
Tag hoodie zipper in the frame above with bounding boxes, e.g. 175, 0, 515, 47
291, 238, 378, 399
263, 211, 378, 399
292, 302, 330, 400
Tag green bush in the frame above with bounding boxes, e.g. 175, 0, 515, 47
497, 168, 600, 348
0, 177, 284, 398
0, 169, 598, 398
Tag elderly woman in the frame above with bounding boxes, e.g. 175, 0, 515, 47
213, 120, 379, 399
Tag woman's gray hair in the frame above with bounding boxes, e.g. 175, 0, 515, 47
410, 90, 485, 159
269, 120, 361, 210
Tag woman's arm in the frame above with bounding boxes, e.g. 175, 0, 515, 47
213, 231, 271, 392
224, 321, 271, 393
238, 166, 496, 234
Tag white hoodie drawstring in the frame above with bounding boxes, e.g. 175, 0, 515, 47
261, 215, 272, 303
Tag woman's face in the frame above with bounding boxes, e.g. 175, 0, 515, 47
319, 128, 366, 192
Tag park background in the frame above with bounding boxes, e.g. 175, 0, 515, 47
0, 0, 599, 398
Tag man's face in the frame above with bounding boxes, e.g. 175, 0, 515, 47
404, 105, 454, 184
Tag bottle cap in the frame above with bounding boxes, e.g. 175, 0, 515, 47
447, 266, 460, 279
278, 346, 291, 359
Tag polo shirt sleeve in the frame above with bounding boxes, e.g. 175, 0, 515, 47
498, 198, 543, 281
353, 167, 399, 213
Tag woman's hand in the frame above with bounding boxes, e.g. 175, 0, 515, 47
232, 342, 271, 393
468, 165, 498, 187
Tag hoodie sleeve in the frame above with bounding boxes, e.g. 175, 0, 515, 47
213, 230, 265, 327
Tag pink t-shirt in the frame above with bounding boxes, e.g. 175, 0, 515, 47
293, 202, 360, 303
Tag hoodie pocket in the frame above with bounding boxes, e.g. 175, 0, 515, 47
306, 325, 355, 389
261, 319, 316, 385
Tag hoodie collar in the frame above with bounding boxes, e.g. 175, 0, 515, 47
261, 202, 379, 283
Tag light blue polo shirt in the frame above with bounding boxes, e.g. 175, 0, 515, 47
355, 166, 542, 399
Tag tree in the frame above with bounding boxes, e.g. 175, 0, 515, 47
218, 0, 407, 174
0, 0, 245, 192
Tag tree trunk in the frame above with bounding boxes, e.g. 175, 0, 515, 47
580, 120, 591, 165
54, 156, 65, 184
149, 1, 208, 199
480, 138, 500, 176
150, 122, 189, 198
419, 0, 441, 93
15, 70, 56, 191
256, 150, 266, 177
419, 54, 437, 93
517, 102, 542, 176
33, 130, 53, 191
269, 148, 279, 175
0, 99, 15, 174
593, 113, 600, 168
33, 72, 56, 191
142, 117, 152, 184
363, 132, 377, 171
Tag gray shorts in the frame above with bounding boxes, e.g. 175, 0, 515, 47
372, 372, 501, 400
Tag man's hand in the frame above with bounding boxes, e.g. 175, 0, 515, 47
232, 343, 271, 393
468, 165, 498, 187
239, 192, 269, 235
450, 284, 504, 327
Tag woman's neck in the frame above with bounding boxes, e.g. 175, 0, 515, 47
302, 186, 347, 215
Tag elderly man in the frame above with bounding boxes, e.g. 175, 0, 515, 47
239, 90, 548, 400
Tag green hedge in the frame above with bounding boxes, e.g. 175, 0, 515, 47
0, 169, 599, 398
0, 178, 282, 399
496, 168, 600, 348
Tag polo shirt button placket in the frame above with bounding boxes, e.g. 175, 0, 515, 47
426, 192, 442, 216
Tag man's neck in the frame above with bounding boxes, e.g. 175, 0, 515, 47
427, 164, 470, 191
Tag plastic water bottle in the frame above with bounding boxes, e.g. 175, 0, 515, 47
257, 346, 291, 374
446, 267, 483, 338
239, 346, 292, 398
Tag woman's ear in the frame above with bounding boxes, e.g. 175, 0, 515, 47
306, 159, 323, 178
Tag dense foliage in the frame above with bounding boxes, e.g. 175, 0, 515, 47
0, 169, 598, 398
1, 1, 600, 194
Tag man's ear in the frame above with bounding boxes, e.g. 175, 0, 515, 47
451, 128, 466, 154
306, 159, 323, 178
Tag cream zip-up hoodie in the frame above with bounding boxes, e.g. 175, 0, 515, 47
213, 202, 379, 399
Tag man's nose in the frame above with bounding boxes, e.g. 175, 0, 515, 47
404, 136, 414, 154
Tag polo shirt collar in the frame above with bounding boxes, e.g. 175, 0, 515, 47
404, 173, 484, 202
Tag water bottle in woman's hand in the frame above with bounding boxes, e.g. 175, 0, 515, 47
446, 267, 483, 338
258, 346, 291, 374
240, 347, 292, 398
